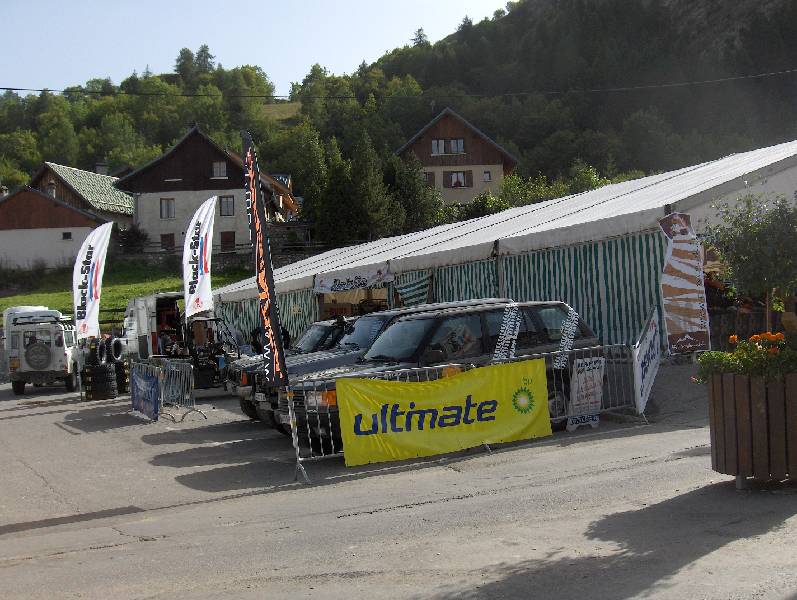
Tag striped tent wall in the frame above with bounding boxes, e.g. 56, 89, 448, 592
389, 270, 432, 308
216, 288, 319, 342
432, 260, 498, 303
501, 231, 667, 345
216, 298, 259, 341
277, 288, 320, 340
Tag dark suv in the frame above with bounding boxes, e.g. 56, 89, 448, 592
281, 301, 599, 449
230, 317, 354, 419
288, 316, 350, 357
253, 298, 514, 428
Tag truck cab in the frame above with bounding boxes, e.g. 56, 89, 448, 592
3, 306, 80, 395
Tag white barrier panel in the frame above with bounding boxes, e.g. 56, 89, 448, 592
633, 308, 661, 415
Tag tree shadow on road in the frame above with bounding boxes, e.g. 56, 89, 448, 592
423, 481, 797, 600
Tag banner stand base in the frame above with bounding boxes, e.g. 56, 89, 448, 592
161, 405, 207, 423
294, 462, 310, 484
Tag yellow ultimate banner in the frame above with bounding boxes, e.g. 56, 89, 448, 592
337, 359, 552, 467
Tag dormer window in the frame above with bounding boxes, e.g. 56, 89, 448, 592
212, 161, 227, 178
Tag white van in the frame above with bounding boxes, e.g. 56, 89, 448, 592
3, 306, 80, 395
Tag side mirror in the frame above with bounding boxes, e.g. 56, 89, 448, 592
420, 349, 445, 366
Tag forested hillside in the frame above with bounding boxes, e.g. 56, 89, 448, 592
2, 0, 797, 245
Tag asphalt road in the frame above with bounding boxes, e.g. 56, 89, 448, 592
0, 364, 795, 599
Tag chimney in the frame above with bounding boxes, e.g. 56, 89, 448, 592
95, 161, 109, 175
46, 180, 56, 198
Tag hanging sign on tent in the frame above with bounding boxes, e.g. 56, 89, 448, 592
73, 222, 114, 340
242, 130, 288, 387
183, 196, 217, 318
659, 212, 710, 354
314, 264, 394, 293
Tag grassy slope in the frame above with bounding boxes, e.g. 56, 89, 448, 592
261, 102, 301, 124
0, 262, 250, 317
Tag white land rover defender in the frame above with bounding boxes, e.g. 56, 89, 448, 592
3, 306, 81, 395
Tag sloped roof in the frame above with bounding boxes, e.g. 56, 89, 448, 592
115, 125, 297, 213
0, 186, 107, 225
395, 107, 519, 167
215, 138, 797, 299
42, 162, 133, 215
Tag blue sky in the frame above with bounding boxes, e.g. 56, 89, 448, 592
3, 0, 508, 96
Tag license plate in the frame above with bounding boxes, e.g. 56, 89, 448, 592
254, 393, 265, 403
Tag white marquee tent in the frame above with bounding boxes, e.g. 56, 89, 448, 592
215, 139, 797, 345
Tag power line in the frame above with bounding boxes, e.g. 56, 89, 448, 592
2, 66, 797, 100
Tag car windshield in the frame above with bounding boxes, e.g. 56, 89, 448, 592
292, 324, 332, 354
337, 315, 388, 350
364, 318, 437, 362
536, 305, 582, 342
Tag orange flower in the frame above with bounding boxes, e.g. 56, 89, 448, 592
768, 346, 779, 354
765, 332, 778, 342
729, 335, 738, 344
750, 334, 761, 342
775, 332, 786, 342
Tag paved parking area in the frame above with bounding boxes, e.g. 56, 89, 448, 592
1, 364, 795, 599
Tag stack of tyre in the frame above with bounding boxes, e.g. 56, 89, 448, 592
81, 338, 126, 400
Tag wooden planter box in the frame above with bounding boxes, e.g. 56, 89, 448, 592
708, 373, 797, 481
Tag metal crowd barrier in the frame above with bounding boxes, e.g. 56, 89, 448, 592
130, 358, 206, 423
285, 344, 638, 483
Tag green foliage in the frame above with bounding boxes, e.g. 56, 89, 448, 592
697, 332, 797, 382
412, 28, 430, 47
118, 224, 150, 254
4, 3, 797, 246
0, 157, 29, 188
315, 137, 354, 245
703, 195, 797, 303
386, 154, 442, 232
350, 132, 404, 240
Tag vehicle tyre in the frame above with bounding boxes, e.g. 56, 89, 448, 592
106, 338, 124, 362
82, 364, 118, 400
11, 380, 25, 395
254, 403, 279, 428
114, 361, 129, 394
65, 369, 77, 392
87, 341, 107, 365
239, 396, 259, 420
25, 343, 52, 370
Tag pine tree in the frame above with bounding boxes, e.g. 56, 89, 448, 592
350, 132, 404, 240
195, 44, 216, 73
412, 28, 430, 47
318, 137, 354, 245
387, 154, 442, 233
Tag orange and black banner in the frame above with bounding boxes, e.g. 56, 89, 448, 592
242, 131, 288, 386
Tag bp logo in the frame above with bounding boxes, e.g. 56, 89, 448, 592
512, 387, 535, 414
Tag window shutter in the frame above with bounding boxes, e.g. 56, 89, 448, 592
465, 170, 473, 187
425, 171, 436, 188
443, 171, 452, 188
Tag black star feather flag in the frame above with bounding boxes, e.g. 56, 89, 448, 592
242, 131, 288, 387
